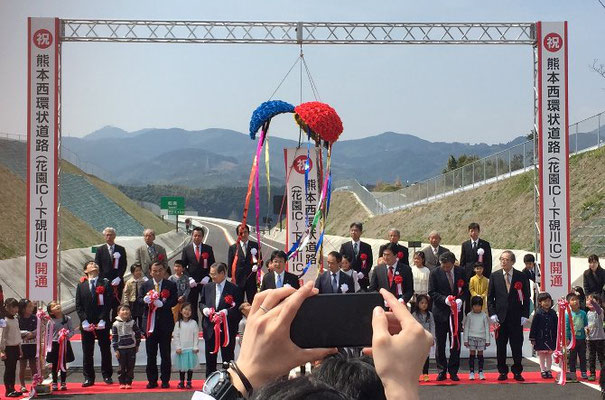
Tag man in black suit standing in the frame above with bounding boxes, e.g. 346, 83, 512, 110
140, 262, 178, 389
459, 222, 492, 280
428, 251, 468, 382
260, 250, 300, 291
228, 224, 260, 303
369, 243, 414, 303
315, 252, 355, 294
339, 222, 373, 291
181, 226, 216, 322
378, 228, 409, 265
487, 250, 530, 382
94, 227, 127, 322
422, 231, 450, 271
199, 263, 243, 377
75, 261, 113, 387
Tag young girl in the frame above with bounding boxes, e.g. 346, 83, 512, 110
566, 292, 589, 381
340, 254, 360, 292
122, 263, 147, 329
573, 286, 587, 312
173, 303, 200, 389
18, 299, 37, 393
411, 294, 434, 382
469, 263, 488, 312
585, 293, 605, 381
1, 298, 23, 397
463, 296, 490, 380
45, 301, 75, 391
411, 252, 430, 300
529, 292, 557, 379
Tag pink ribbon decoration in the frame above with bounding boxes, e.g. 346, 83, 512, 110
447, 295, 460, 350
57, 328, 70, 372
209, 309, 230, 354
554, 298, 576, 385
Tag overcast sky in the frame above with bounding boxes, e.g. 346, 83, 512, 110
1, 0, 604, 144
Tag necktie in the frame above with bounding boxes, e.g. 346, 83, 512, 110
90, 278, 96, 293
353, 242, 359, 257
155, 281, 160, 292
277, 274, 283, 288
216, 284, 222, 308
472, 241, 477, 251
505, 272, 511, 292
331, 273, 338, 293
241, 242, 247, 257
195, 245, 200, 262
148, 245, 156, 260
433, 248, 438, 257
388, 266, 394, 287
447, 270, 454, 292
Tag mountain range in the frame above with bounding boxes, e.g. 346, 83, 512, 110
62, 126, 529, 188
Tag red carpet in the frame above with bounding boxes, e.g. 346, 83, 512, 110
419, 371, 600, 385
38, 380, 206, 395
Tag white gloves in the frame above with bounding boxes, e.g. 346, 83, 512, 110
153, 299, 163, 308
97, 320, 106, 330
203, 308, 211, 317
189, 277, 197, 288
220, 309, 228, 316
356, 272, 364, 280
201, 276, 210, 285
142, 276, 149, 282
0, 319, 6, 328
455, 298, 462, 311
490, 315, 499, 324
521, 317, 528, 326
252, 265, 258, 273
445, 297, 452, 306
82, 320, 90, 331
111, 277, 121, 286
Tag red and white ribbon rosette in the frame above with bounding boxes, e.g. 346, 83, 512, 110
456, 279, 465, 296
224, 294, 235, 308
202, 252, 209, 269
57, 328, 70, 372
113, 251, 121, 269
360, 253, 368, 270
554, 298, 576, 385
209, 309, 230, 354
144, 289, 161, 335
95, 285, 105, 306
514, 281, 524, 304
394, 275, 403, 297
250, 248, 258, 273
477, 247, 484, 263
447, 295, 461, 350
397, 251, 404, 263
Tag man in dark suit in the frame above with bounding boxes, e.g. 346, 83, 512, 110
260, 250, 300, 291
140, 262, 178, 388
181, 226, 216, 322
378, 228, 409, 265
75, 261, 113, 387
459, 222, 492, 280
369, 243, 414, 303
428, 251, 468, 382
228, 224, 260, 303
421, 231, 450, 271
339, 222, 373, 291
315, 252, 355, 294
487, 250, 530, 382
199, 262, 243, 377
94, 227, 127, 322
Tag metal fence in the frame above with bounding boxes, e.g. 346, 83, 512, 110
335, 110, 604, 215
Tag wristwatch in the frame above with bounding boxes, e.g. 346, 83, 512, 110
202, 369, 244, 400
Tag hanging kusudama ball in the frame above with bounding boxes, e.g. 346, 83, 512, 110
249, 100, 295, 139
294, 101, 343, 144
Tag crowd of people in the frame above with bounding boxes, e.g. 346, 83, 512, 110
0, 222, 604, 399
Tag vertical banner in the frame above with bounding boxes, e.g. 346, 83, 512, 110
537, 21, 570, 301
285, 147, 319, 281
27, 17, 60, 301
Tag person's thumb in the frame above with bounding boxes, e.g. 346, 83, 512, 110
371, 306, 390, 345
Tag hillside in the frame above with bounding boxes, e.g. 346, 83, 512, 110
327, 146, 605, 257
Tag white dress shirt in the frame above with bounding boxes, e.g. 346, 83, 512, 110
215, 280, 225, 308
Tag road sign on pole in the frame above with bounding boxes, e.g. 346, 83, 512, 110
160, 196, 185, 215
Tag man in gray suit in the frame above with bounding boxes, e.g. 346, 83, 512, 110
134, 229, 168, 276
315, 252, 354, 294
422, 231, 450, 271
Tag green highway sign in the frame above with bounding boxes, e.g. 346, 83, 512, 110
161, 196, 185, 215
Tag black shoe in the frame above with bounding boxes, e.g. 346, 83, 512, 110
497, 373, 508, 381
436, 372, 447, 381
177, 382, 185, 389
450, 374, 460, 381
186, 382, 192, 389
541, 372, 548, 379
7, 392, 22, 398
146, 382, 158, 389
161, 382, 170, 389
514, 374, 525, 382
546, 371, 554, 379
82, 380, 94, 387
104, 377, 113, 385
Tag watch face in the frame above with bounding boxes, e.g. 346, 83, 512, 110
202, 371, 224, 394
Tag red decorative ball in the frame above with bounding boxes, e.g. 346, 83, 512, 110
514, 281, 522, 290
294, 102, 343, 143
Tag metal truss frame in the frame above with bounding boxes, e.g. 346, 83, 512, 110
61, 20, 535, 45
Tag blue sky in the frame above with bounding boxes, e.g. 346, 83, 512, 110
1, 0, 604, 144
